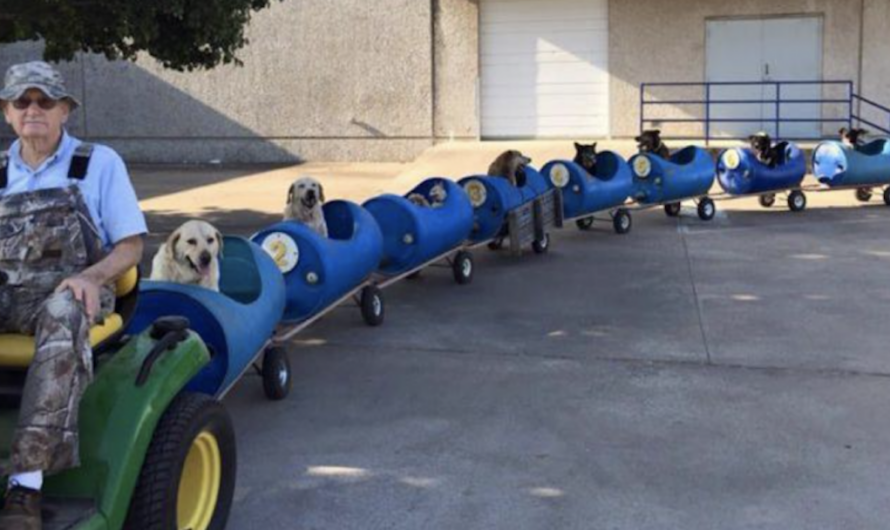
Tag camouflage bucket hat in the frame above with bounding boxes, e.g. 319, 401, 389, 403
0, 61, 80, 109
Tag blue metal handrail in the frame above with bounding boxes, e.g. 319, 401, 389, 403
852, 94, 890, 135
640, 80, 861, 142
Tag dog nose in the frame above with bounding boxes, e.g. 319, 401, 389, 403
306, 189, 316, 200
200, 251, 212, 267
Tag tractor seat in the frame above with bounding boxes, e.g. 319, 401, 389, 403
0, 267, 139, 369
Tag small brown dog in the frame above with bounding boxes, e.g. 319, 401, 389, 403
748, 132, 780, 168
407, 181, 448, 208
839, 127, 868, 149
488, 150, 532, 187
635, 130, 671, 159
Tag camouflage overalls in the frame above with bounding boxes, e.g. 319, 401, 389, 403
0, 180, 114, 475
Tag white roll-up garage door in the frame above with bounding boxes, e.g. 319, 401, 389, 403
480, 0, 610, 138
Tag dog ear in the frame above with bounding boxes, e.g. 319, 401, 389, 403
592, 142, 597, 151
286, 183, 295, 205
574, 142, 582, 150
165, 227, 182, 260
215, 229, 224, 258
318, 182, 326, 204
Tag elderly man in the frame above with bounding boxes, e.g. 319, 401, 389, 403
0, 61, 146, 529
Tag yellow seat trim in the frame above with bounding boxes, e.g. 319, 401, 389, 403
0, 313, 123, 369
116, 267, 139, 297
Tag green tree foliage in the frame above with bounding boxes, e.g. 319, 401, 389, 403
0, 0, 279, 71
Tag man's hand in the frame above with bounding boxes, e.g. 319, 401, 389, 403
55, 274, 102, 323
54, 235, 143, 324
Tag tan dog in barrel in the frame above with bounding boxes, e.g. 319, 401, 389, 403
284, 176, 328, 237
150, 220, 223, 291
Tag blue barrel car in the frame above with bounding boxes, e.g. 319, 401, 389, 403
813, 139, 890, 205
252, 199, 386, 329
541, 151, 634, 234
458, 166, 563, 254
716, 142, 808, 211
127, 236, 292, 400
363, 178, 476, 285
629, 146, 717, 220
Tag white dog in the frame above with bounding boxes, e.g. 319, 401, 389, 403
407, 181, 448, 208
150, 220, 223, 291
284, 176, 328, 237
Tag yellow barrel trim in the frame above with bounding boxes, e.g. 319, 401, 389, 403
633, 156, 652, 178
0, 313, 123, 368
549, 164, 571, 188
178, 430, 222, 530
463, 180, 487, 207
723, 149, 741, 170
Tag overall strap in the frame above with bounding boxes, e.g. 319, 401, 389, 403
68, 143, 94, 180
0, 150, 8, 190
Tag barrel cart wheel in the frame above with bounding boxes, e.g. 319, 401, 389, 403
883, 187, 890, 206
758, 194, 776, 208
575, 217, 594, 231
532, 233, 550, 254
612, 209, 632, 235
450, 250, 474, 285
262, 346, 292, 401
360, 285, 385, 327
787, 190, 807, 212
856, 187, 873, 202
664, 202, 682, 217
696, 198, 716, 221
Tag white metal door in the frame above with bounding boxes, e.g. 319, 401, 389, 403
706, 19, 767, 138
762, 17, 822, 138
706, 17, 822, 139
480, 0, 609, 138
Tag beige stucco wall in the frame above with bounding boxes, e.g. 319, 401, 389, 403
609, 0, 865, 139
433, 0, 480, 141
4, 0, 887, 161
860, 0, 890, 132
1, 0, 438, 163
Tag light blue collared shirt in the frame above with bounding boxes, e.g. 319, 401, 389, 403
2, 131, 148, 248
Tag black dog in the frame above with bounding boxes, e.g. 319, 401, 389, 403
748, 132, 780, 168
839, 127, 868, 149
573, 142, 598, 175
635, 130, 670, 159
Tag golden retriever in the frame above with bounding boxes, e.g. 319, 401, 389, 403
150, 220, 223, 291
284, 176, 328, 237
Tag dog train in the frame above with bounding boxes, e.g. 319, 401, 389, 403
137, 126, 890, 400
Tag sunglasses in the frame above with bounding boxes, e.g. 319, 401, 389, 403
10, 96, 59, 111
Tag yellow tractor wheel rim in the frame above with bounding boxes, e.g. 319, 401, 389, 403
177, 430, 222, 530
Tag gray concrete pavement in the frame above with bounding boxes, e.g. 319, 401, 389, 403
130, 156, 890, 529
218, 203, 889, 529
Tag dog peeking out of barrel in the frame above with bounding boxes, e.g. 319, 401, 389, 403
488, 150, 532, 187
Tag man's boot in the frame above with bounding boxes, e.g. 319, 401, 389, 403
0, 484, 42, 530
